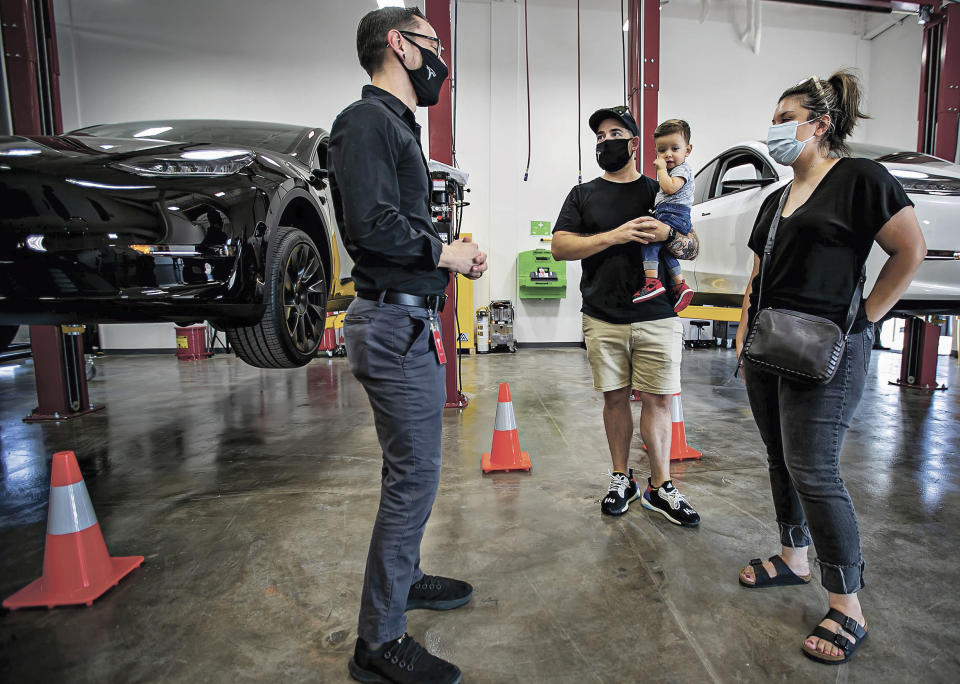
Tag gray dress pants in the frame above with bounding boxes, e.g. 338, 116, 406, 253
344, 296, 446, 643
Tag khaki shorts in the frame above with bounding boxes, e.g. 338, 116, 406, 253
582, 314, 683, 394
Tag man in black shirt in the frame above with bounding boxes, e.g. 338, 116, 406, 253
552, 107, 701, 527
328, 8, 486, 684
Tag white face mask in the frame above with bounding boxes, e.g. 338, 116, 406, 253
766, 119, 818, 165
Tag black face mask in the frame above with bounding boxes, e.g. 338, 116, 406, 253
596, 139, 633, 172
403, 43, 449, 107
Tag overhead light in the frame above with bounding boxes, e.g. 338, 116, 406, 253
133, 126, 173, 138
377, 1, 406, 7
0, 148, 41, 156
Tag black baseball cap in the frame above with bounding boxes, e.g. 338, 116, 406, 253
589, 106, 639, 137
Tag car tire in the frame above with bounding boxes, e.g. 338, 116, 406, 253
227, 226, 328, 368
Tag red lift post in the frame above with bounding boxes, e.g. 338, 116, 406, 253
426, 0, 469, 409
1, 0, 104, 420
627, 0, 660, 177
895, 0, 958, 391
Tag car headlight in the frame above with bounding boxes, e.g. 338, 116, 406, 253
111, 149, 255, 177
889, 169, 960, 195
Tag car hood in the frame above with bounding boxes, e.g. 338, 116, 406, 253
0, 134, 205, 161
728, 140, 960, 181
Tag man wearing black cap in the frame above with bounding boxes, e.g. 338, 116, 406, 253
551, 106, 701, 527
329, 7, 486, 684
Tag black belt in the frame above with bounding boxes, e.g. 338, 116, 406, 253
357, 290, 446, 312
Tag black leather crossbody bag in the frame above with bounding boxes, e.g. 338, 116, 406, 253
741, 182, 865, 386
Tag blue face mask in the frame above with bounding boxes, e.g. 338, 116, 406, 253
766, 119, 817, 165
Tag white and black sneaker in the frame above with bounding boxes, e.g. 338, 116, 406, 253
641, 478, 700, 527
600, 469, 640, 516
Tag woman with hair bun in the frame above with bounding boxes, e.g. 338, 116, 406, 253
734, 69, 926, 664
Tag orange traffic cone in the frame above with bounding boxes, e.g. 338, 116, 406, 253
3, 451, 144, 610
667, 393, 701, 462
481, 383, 531, 473
635, 392, 702, 462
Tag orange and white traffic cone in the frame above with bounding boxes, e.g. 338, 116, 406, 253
636, 393, 702, 462
481, 383, 531, 473
667, 393, 701, 462
3, 450, 144, 610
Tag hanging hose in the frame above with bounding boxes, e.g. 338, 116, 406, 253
621, 0, 627, 106
523, 0, 531, 181
577, 0, 582, 185
452, 0, 459, 168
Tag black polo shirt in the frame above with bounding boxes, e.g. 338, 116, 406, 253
329, 85, 447, 296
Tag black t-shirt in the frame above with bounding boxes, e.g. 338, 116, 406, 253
747, 157, 913, 333
553, 176, 676, 324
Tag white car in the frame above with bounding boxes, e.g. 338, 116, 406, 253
686, 141, 960, 315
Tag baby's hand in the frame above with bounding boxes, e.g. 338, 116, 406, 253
653, 156, 666, 172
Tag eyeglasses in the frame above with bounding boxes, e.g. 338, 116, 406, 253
400, 30, 443, 57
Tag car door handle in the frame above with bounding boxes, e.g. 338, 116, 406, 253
700, 211, 711, 216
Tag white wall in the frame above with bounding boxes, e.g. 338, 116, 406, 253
659, 0, 871, 168
863, 15, 923, 150
53, 0, 414, 134
53, 0, 925, 346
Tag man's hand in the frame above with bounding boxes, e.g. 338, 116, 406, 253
653, 155, 667, 172
439, 236, 488, 277
605, 217, 671, 246
632, 217, 671, 243
463, 236, 487, 280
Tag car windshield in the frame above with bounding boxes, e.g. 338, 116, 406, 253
69, 120, 310, 155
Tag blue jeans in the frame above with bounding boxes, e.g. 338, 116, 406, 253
642, 203, 692, 277
344, 296, 446, 642
742, 326, 873, 594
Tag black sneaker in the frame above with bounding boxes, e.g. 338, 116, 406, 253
641, 478, 700, 527
406, 574, 473, 611
348, 634, 462, 684
600, 469, 640, 516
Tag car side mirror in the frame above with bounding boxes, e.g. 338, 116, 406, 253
309, 168, 329, 190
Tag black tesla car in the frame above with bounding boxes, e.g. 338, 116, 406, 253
0, 119, 356, 368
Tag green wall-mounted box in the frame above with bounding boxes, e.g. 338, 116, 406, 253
518, 249, 566, 300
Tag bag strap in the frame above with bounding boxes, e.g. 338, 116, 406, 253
755, 182, 793, 311
844, 268, 866, 335
757, 180, 865, 336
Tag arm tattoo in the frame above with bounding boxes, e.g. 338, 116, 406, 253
666, 229, 699, 261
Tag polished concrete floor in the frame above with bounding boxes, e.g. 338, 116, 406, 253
0, 344, 958, 683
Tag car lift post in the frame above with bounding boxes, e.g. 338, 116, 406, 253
889, 316, 948, 391
2, 1, 103, 419
24, 325, 105, 422
887, 1, 957, 392
426, 0, 468, 409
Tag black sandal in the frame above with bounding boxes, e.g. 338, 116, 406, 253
738, 555, 812, 588
801, 608, 868, 665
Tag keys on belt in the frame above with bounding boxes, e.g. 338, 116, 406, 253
356, 290, 447, 364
